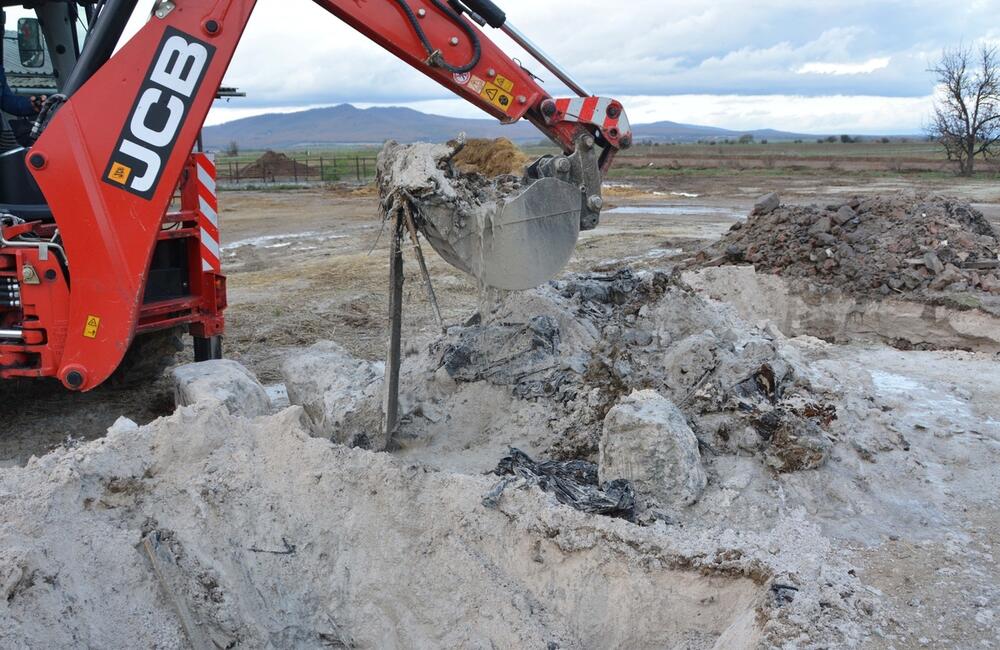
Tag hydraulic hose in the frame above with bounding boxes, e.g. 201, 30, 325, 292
392, 0, 481, 74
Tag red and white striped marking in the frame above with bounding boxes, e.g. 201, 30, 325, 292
193, 153, 220, 273
553, 96, 632, 141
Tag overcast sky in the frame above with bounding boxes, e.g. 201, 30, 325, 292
15, 1, 1000, 133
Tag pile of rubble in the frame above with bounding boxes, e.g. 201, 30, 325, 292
281, 270, 836, 513
419, 270, 833, 477
706, 193, 1000, 297
0, 271, 883, 649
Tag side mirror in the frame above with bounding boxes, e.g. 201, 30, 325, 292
17, 18, 45, 68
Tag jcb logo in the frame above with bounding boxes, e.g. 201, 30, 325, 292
104, 28, 216, 199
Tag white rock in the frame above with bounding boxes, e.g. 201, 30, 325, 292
107, 417, 139, 433
280, 341, 386, 450
172, 360, 271, 418
599, 389, 707, 508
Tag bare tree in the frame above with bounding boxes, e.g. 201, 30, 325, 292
929, 45, 1000, 176
225, 140, 240, 157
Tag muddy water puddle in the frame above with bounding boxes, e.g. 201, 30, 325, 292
606, 204, 746, 219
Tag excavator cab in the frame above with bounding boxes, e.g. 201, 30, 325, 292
0, 16, 54, 223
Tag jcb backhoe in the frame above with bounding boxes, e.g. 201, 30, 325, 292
0, 0, 631, 391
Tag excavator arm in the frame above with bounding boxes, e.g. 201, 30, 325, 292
22, 0, 631, 391
314, 0, 632, 165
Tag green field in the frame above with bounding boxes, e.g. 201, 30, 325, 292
211, 140, 997, 185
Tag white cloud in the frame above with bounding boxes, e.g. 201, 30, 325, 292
619, 93, 933, 134
797, 57, 891, 75
9, 1, 993, 134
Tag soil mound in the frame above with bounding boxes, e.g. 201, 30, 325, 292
390, 269, 833, 475
240, 150, 313, 181
450, 137, 531, 176
0, 406, 781, 649
707, 194, 1000, 297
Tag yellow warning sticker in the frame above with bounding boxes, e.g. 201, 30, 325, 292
83, 316, 101, 339
107, 162, 132, 185
492, 74, 514, 93
481, 82, 514, 112
468, 75, 486, 94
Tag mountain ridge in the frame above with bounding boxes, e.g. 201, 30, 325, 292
202, 103, 818, 149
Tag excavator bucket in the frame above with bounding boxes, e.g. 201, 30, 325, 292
377, 138, 602, 291
418, 177, 582, 290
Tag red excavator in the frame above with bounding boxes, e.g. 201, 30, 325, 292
0, 0, 631, 391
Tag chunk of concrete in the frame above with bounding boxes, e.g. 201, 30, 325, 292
599, 389, 707, 508
172, 360, 271, 418
752, 192, 780, 216
280, 341, 386, 450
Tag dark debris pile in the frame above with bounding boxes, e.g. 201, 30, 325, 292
482, 448, 637, 521
707, 194, 1000, 297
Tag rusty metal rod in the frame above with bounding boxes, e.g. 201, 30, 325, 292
382, 211, 405, 443
401, 203, 445, 333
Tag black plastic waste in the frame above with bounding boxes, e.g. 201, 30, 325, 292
482, 448, 637, 522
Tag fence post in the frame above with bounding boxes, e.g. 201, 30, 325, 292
293, 158, 298, 184
362, 158, 367, 179
355, 156, 361, 182
319, 156, 324, 182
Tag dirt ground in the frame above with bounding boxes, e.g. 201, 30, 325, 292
3, 165, 1000, 648
3, 170, 999, 467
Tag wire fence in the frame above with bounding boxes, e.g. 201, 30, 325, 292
214, 154, 378, 186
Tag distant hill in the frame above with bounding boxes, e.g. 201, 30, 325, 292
202, 103, 815, 150
633, 120, 814, 143
203, 104, 537, 149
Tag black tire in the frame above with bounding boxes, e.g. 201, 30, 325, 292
108, 327, 185, 388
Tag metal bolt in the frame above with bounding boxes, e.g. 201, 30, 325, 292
582, 136, 596, 150
22, 265, 38, 284
450, 37, 459, 46
487, 68, 496, 77
555, 158, 571, 173
153, 0, 175, 18
517, 95, 526, 104
417, 8, 426, 17
587, 195, 604, 211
